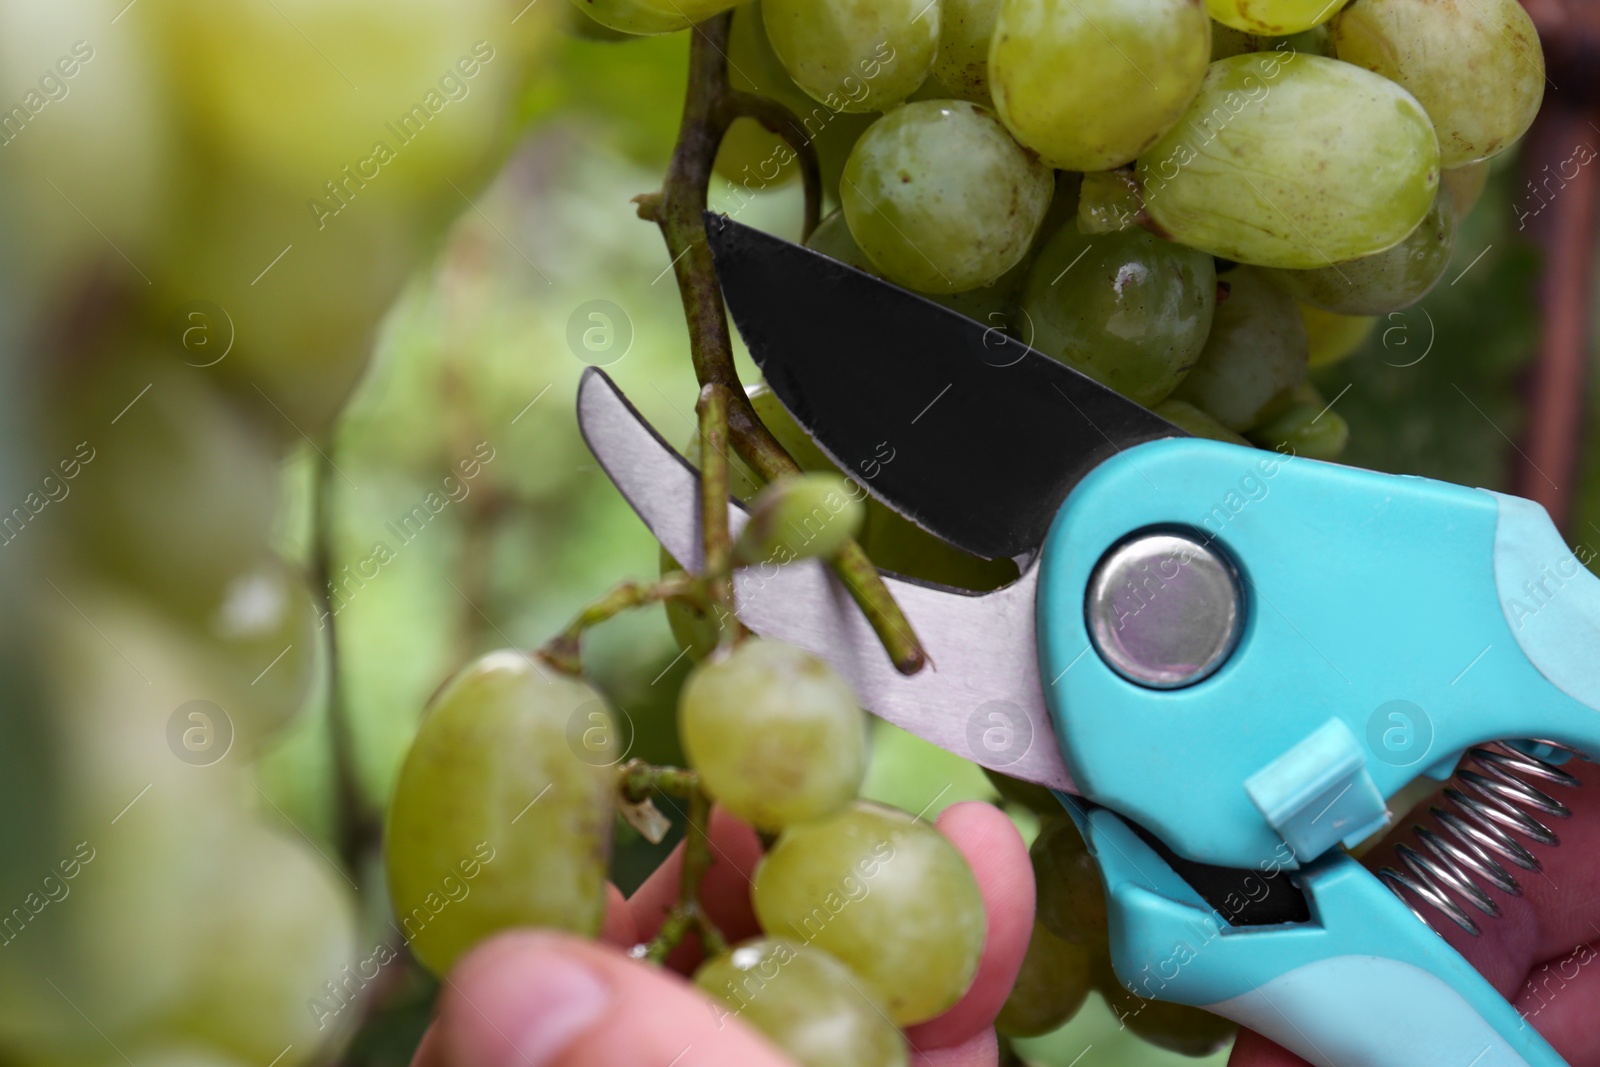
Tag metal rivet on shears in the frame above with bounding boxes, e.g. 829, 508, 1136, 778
1086, 531, 1243, 690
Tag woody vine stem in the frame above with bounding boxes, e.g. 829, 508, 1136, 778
534, 11, 930, 964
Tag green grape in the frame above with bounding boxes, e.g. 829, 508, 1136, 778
1173, 268, 1308, 431
720, 3, 811, 191
715, 118, 800, 190
1333, 0, 1543, 167
842, 101, 1053, 293
763, 0, 940, 113
730, 2, 813, 112
1211, 24, 1329, 60
1029, 816, 1108, 946
57, 356, 277, 621
1300, 304, 1375, 367
1442, 159, 1491, 219
995, 921, 1093, 1037
1019, 223, 1217, 405
1281, 23, 1334, 54
564, 2, 635, 39
189, 557, 317, 745
165, 825, 359, 1066
1269, 185, 1455, 315
662, 546, 724, 660
933, 0, 1001, 106
807, 209, 879, 273
863, 497, 1020, 591
0, 0, 170, 304
926, 258, 1033, 335
982, 767, 1063, 813
1207, 0, 1344, 34
811, 209, 1035, 344
676, 419, 764, 504
814, 110, 879, 205
1152, 399, 1249, 445
694, 939, 908, 1067
991, 0, 1211, 172
1247, 384, 1350, 459
149, 0, 548, 191
753, 799, 986, 1024
1077, 170, 1145, 234
386, 651, 617, 975
749, 382, 846, 478
568, 0, 738, 35
680, 639, 866, 831
1097, 966, 1237, 1056
735, 474, 866, 564
725, 0, 880, 205
1210, 23, 1268, 60
1137, 53, 1440, 269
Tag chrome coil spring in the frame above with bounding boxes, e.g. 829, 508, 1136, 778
1377, 741, 1584, 936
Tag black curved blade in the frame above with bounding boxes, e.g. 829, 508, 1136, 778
707, 213, 1185, 560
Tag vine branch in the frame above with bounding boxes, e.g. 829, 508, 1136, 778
311, 441, 380, 880
634, 12, 927, 675
540, 572, 705, 675
697, 382, 742, 645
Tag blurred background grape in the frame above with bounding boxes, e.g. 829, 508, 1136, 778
0, 1, 1593, 1065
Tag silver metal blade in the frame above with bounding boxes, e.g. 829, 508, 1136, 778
577, 368, 1075, 793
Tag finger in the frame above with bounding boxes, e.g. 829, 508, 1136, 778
434, 930, 797, 1067
1227, 1028, 1301, 1067
414, 888, 657, 1067
1420, 754, 1600, 994
626, 806, 764, 970
1232, 755, 1600, 1067
1512, 938, 1600, 1065
1371, 753, 1600, 1067
601, 882, 637, 947
906, 801, 1034, 1051
912, 1026, 998, 1067
409, 1020, 445, 1067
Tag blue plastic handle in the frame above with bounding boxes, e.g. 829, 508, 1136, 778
1033, 437, 1600, 1066
1063, 800, 1563, 1067
1037, 437, 1600, 871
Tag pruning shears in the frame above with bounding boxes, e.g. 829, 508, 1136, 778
576, 214, 1600, 1067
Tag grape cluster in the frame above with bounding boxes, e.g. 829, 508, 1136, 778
386, 629, 989, 1067
1000, 806, 1236, 1055
383, 0, 1546, 1061
570, 0, 1540, 467
0, 2, 553, 1064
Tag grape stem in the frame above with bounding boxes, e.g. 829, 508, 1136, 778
310, 442, 381, 880
697, 382, 745, 647
313, 438, 435, 1067
633, 11, 927, 676
540, 572, 707, 676
617, 759, 701, 802
617, 761, 729, 961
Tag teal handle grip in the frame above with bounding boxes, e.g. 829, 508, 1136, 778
1490, 492, 1600, 718
1037, 437, 1600, 871
1070, 802, 1565, 1067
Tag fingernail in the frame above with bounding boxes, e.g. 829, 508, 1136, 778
494, 950, 610, 1067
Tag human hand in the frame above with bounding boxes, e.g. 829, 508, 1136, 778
1231, 754, 1600, 1067
411, 800, 1035, 1067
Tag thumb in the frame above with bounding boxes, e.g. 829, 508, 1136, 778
420, 931, 798, 1067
